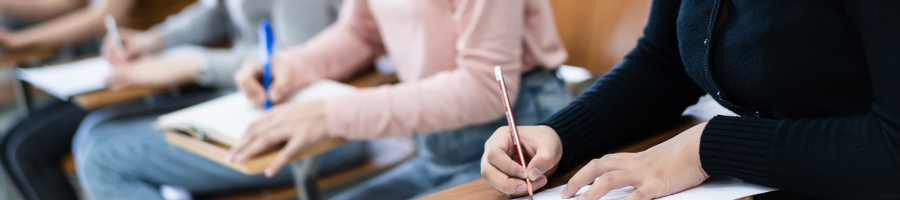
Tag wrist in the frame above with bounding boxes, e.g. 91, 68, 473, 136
141, 30, 166, 53
175, 56, 201, 83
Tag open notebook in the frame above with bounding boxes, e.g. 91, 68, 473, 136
514, 177, 775, 200
156, 80, 357, 146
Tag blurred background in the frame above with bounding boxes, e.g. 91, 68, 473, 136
0, 0, 688, 199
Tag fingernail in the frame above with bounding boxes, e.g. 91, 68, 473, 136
517, 184, 526, 193
560, 188, 568, 198
538, 177, 547, 188
517, 172, 526, 179
528, 168, 542, 181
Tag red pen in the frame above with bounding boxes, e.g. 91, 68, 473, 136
494, 66, 533, 200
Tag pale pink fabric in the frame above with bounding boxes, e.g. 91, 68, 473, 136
277, 0, 567, 139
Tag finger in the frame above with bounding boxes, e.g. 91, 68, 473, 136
564, 158, 626, 198
235, 62, 266, 105
265, 136, 310, 177
105, 72, 130, 90
225, 133, 256, 163
622, 183, 660, 200
575, 170, 640, 200
268, 61, 293, 104
481, 157, 527, 195
486, 133, 527, 179
524, 143, 559, 181
231, 138, 279, 164
226, 117, 273, 162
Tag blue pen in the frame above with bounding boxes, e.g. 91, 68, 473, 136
259, 19, 275, 110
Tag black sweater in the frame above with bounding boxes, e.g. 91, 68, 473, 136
540, 0, 900, 199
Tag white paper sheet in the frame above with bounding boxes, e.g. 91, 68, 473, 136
17, 57, 112, 99
514, 177, 775, 200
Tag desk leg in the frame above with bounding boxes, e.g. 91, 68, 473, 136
291, 157, 321, 200
11, 78, 31, 117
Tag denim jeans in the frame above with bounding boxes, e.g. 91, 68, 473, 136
330, 68, 573, 200
72, 91, 368, 200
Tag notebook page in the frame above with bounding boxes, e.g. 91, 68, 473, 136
514, 177, 775, 200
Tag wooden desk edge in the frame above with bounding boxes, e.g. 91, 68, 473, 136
164, 132, 347, 175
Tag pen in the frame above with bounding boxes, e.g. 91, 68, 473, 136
104, 15, 124, 52
494, 66, 533, 200
259, 19, 275, 110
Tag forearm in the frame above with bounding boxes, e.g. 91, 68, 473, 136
701, 114, 900, 199
0, 0, 84, 21
5, 0, 134, 49
325, 64, 521, 139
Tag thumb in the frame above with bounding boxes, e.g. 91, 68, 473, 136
269, 77, 292, 104
525, 148, 558, 181
268, 59, 302, 103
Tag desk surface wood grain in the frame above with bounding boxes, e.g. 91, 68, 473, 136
418, 116, 754, 200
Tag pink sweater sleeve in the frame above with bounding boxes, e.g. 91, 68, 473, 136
275, 0, 384, 82
325, 0, 532, 139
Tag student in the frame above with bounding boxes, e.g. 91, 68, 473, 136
481, 0, 900, 199
0, 0, 134, 57
71, 0, 359, 199
226, 0, 571, 199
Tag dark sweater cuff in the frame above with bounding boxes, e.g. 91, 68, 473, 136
700, 116, 777, 186
538, 102, 601, 172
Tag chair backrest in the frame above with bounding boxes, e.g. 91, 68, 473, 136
551, 0, 652, 75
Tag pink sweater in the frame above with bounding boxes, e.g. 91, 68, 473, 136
277, 0, 567, 139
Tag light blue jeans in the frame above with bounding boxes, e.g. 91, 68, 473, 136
330, 68, 573, 200
72, 91, 368, 200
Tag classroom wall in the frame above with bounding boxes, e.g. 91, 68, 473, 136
551, 0, 651, 75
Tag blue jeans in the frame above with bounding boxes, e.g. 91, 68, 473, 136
330, 68, 573, 200
72, 91, 368, 200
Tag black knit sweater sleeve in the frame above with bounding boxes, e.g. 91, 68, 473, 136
700, 1, 900, 199
539, 0, 706, 172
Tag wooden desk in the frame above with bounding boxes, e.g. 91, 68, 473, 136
419, 116, 754, 200
0, 46, 56, 67
70, 63, 399, 110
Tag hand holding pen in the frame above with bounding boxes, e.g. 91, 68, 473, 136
235, 20, 319, 107
480, 67, 558, 199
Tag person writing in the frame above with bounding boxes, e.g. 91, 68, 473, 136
71, 0, 358, 199
481, 0, 900, 199
226, 0, 571, 199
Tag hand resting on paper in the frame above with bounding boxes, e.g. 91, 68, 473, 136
483, 122, 711, 200
105, 56, 199, 90
234, 53, 321, 107
224, 100, 327, 177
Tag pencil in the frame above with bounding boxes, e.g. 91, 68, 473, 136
494, 66, 534, 200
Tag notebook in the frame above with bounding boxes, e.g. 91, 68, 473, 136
156, 80, 357, 146
513, 177, 775, 200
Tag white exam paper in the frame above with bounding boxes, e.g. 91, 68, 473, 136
17, 58, 112, 99
514, 177, 775, 200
